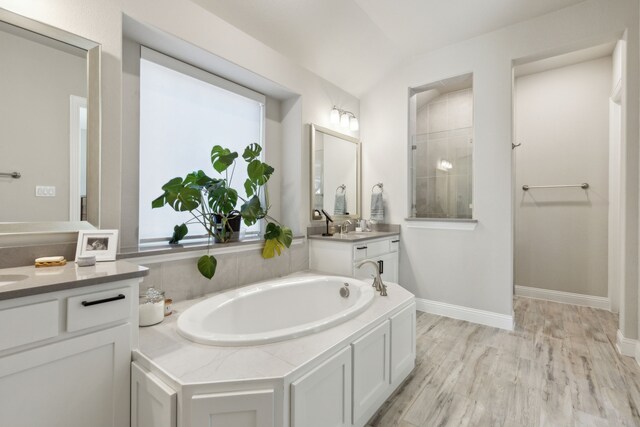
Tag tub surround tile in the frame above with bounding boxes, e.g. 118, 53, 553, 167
237, 248, 290, 286
136, 241, 307, 303
135, 273, 415, 385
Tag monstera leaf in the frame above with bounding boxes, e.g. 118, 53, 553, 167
210, 145, 238, 173
169, 223, 188, 244
262, 223, 293, 259
197, 255, 217, 279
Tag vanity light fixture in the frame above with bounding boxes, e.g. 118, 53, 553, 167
330, 106, 359, 131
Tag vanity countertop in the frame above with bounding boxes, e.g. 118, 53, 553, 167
307, 230, 399, 242
0, 261, 148, 300
133, 271, 414, 388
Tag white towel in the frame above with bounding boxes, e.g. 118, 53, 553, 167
371, 192, 384, 222
334, 193, 347, 215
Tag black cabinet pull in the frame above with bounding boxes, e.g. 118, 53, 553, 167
81, 294, 125, 307
391, 239, 400, 243
378, 260, 384, 274
356, 246, 367, 250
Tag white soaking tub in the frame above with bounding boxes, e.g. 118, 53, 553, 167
177, 274, 375, 346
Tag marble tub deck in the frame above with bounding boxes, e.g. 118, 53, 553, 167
134, 275, 414, 386
368, 297, 640, 427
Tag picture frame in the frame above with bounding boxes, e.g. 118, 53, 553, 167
75, 229, 118, 262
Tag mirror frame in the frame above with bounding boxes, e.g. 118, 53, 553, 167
310, 123, 361, 222
0, 7, 102, 233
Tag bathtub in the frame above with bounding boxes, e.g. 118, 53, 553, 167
177, 274, 375, 346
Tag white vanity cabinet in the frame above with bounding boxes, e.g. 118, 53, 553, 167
309, 234, 400, 283
0, 278, 139, 427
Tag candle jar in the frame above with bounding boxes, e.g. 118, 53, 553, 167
139, 288, 165, 327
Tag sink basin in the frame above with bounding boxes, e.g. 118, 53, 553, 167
0, 274, 29, 286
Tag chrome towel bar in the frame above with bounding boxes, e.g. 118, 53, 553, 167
0, 171, 21, 179
522, 183, 589, 191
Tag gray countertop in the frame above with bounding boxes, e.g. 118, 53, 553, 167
0, 261, 148, 300
307, 230, 399, 242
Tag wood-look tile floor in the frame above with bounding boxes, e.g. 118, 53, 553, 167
368, 297, 640, 426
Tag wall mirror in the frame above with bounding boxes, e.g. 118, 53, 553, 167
0, 8, 101, 232
310, 124, 361, 221
408, 73, 473, 219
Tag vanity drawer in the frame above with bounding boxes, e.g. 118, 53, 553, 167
67, 286, 132, 332
366, 239, 392, 258
0, 300, 59, 351
353, 244, 369, 261
389, 238, 400, 252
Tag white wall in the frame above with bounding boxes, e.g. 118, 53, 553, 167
514, 56, 611, 297
360, 0, 638, 328
0, 27, 86, 222
0, 0, 359, 238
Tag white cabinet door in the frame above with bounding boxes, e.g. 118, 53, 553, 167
291, 346, 352, 427
390, 303, 416, 386
378, 252, 398, 283
131, 362, 177, 427
0, 324, 131, 427
191, 389, 274, 427
352, 321, 391, 427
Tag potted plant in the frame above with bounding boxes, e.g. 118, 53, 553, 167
151, 143, 292, 279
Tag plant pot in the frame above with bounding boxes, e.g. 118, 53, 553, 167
212, 211, 242, 243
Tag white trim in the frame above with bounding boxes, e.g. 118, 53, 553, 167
69, 95, 87, 222
616, 329, 637, 357
515, 285, 609, 310
415, 298, 513, 331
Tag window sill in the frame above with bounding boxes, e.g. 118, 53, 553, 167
404, 217, 478, 231
118, 235, 305, 264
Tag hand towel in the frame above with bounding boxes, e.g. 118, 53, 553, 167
334, 192, 347, 215
370, 192, 384, 222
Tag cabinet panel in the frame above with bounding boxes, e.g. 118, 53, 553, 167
191, 389, 274, 427
0, 299, 58, 351
132, 362, 177, 427
291, 346, 351, 427
352, 321, 390, 427
0, 324, 130, 427
390, 303, 416, 385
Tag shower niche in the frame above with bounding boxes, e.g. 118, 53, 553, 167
408, 73, 474, 219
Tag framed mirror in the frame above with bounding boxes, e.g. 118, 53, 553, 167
310, 124, 361, 221
0, 8, 101, 232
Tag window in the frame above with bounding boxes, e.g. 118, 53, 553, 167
138, 47, 265, 242
409, 74, 473, 219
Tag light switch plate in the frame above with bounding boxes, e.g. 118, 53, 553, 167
35, 186, 56, 197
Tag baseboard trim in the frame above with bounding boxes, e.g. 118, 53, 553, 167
616, 329, 637, 357
415, 298, 514, 331
515, 285, 609, 310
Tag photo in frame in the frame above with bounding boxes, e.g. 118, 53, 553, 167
75, 229, 118, 262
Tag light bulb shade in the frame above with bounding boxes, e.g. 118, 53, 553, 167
349, 116, 359, 131
340, 113, 349, 128
330, 108, 340, 124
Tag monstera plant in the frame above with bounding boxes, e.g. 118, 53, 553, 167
152, 143, 292, 279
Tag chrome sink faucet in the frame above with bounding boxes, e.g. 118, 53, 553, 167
356, 260, 388, 296
340, 220, 352, 234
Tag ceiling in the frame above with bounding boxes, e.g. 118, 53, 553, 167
193, 0, 587, 97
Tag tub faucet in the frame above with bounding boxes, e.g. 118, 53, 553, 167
356, 260, 387, 296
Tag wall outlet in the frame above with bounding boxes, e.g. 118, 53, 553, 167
35, 186, 56, 197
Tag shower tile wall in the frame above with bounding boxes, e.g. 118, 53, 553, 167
414, 88, 473, 218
